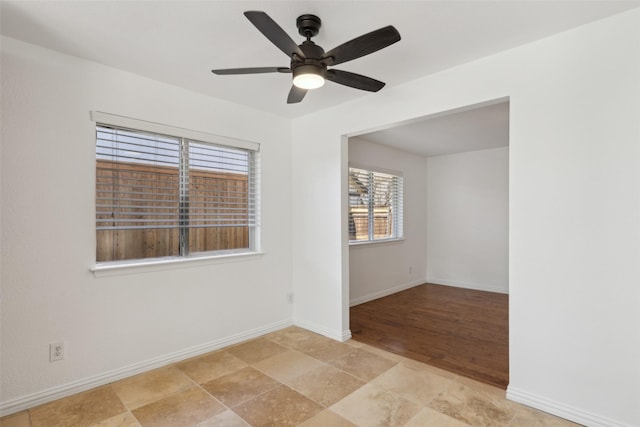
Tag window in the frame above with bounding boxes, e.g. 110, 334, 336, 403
95, 115, 259, 263
348, 166, 403, 243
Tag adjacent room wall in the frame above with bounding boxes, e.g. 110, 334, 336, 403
292, 9, 640, 426
347, 138, 427, 305
427, 147, 509, 293
0, 37, 293, 413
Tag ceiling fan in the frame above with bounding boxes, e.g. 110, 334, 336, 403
211, 11, 401, 104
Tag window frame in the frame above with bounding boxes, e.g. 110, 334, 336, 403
348, 164, 403, 245
90, 112, 261, 275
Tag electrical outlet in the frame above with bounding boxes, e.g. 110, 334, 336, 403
287, 292, 294, 304
50, 342, 64, 362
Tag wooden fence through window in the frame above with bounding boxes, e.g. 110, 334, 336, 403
348, 206, 393, 241
96, 160, 249, 262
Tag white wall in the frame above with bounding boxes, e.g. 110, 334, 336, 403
427, 147, 509, 293
0, 37, 293, 413
348, 138, 427, 305
292, 8, 640, 427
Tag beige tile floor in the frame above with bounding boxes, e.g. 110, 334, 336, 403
0, 327, 582, 427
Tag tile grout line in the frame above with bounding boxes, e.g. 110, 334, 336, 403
172, 359, 261, 424
190, 380, 245, 424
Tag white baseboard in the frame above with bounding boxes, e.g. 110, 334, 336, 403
349, 279, 424, 307
0, 319, 292, 417
293, 318, 351, 342
427, 277, 509, 294
507, 386, 631, 427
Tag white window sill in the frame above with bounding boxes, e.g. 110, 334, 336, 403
91, 250, 263, 278
349, 238, 405, 248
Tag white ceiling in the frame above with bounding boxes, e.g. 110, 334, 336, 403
356, 100, 509, 157
2, 0, 639, 120
2, 1, 637, 157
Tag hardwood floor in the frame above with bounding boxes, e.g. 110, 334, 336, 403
350, 283, 509, 388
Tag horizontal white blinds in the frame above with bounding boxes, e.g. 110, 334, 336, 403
96, 126, 180, 230
187, 140, 259, 228
348, 167, 403, 242
91, 111, 259, 152
96, 125, 259, 231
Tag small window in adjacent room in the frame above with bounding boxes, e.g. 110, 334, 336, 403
95, 117, 259, 263
348, 166, 403, 243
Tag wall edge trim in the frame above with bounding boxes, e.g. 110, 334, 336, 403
0, 319, 292, 417
349, 280, 425, 307
507, 386, 631, 427
293, 319, 350, 342
426, 277, 508, 294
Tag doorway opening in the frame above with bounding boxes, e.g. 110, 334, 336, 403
345, 98, 509, 388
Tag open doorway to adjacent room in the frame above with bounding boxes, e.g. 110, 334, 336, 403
346, 98, 510, 388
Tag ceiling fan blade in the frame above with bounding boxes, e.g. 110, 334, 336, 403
287, 85, 307, 104
326, 69, 385, 92
322, 26, 400, 66
244, 11, 305, 59
212, 67, 290, 75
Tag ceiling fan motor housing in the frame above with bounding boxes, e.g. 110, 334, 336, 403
296, 14, 321, 38
291, 40, 327, 80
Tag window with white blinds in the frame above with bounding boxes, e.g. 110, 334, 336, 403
95, 121, 259, 263
348, 167, 403, 243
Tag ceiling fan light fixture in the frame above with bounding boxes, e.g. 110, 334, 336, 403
292, 64, 326, 89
